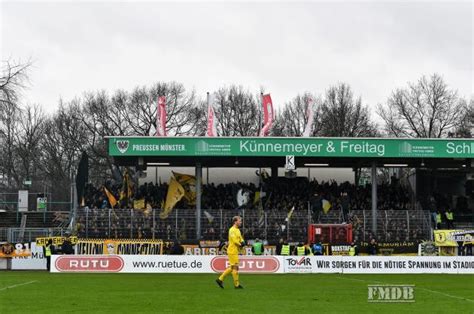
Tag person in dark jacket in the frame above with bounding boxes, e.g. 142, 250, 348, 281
368, 238, 378, 255
275, 238, 284, 255
61, 236, 74, 254
170, 240, 184, 255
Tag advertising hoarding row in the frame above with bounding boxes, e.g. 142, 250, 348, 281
50, 255, 474, 274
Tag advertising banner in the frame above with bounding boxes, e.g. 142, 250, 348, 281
210, 256, 282, 273
337, 256, 472, 274
108, 136, 474, 158
50, 255, 474, 274
434, 230, 474, 247
0, 242, 32, 258
51, 255, 213, 273
11, 242, 46, 270
75, 239, 163, 255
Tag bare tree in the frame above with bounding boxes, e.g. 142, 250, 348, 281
41, 102, 89, 202
272, 93, 321, 136
319, 83, 377, 137
0, 59, 31, 106
449, 98, 473, 138
378, 74, 466, 138
215, 85, 260, 136
13, 105, 46, 187
124, 82, 202, 136
0, 59, 32, 187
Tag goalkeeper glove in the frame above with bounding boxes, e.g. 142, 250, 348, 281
241, 241, 246, 247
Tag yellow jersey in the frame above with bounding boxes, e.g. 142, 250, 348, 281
227, 225, 244, 255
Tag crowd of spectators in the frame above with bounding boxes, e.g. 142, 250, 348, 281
76, 176, 428, 242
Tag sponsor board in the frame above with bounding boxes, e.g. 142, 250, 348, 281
284, 256, 313, 273
55, 255, 125, 272
11, 242, 46, 270
311, 256, 346, 273
0, 242, 32, 258
50, 255, 474, 274
332, 256, 474, 274
210, 256, 281, 273
51, 255, 213, 273
108, 136, 474, 159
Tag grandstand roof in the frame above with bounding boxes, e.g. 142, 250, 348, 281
106, 136, 473, 169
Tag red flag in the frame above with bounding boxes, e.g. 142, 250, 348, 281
206, 93, 218, 137
303, 97, 315, 137
259, 94, 273, 137
156, 96, 167, 136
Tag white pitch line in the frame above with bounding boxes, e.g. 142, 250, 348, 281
0, 280, 37, 291
335, 276, 474, 303
417, 287, 474, 303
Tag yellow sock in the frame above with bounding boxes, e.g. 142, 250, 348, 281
232, 269, 239, 287
219, 268, 232, 281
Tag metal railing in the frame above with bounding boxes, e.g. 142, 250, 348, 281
0, 228, 66, 243
0, 208, 435, 243
73, 207, 432, 243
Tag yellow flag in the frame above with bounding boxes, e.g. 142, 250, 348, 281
103, 187, 117, 208
322, 199, 332, 214
254, 191, 260, 204
133, 199, 145, 210
172, 171, 196, 205
160, 177, 185, 219
284, 206, 295, 222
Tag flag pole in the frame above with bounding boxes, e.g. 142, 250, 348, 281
206, 92, 210, 137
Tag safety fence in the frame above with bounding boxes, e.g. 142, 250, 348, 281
73, 208, 432, 242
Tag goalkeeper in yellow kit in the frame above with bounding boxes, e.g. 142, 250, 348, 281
215, 216, 244, 289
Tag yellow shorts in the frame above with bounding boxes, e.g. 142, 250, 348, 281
228, 254, 239, 266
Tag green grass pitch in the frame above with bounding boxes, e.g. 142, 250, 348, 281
0, 272, 473, 313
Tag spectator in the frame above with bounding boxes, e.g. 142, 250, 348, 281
349, 241, 358, 256
61, 236, 74, 255
275, 238, 284, 255
312, 241, 323, 255
170, 240, 184, 255
251, 238, 264, 255
436, 210, 442, 229
445, 208, 454, 229
368, 238, 378, 255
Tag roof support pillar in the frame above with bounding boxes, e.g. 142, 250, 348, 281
196, 162, 202, 240
371, 162, 377, 237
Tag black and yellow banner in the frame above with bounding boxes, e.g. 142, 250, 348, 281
36, 236, 78, 247
76, 239, 163, 255
434, 230, 474, 247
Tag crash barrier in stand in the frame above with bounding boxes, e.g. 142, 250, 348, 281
50, 255, 474, 274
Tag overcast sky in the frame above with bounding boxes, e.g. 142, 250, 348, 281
1, 1, 472, 118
